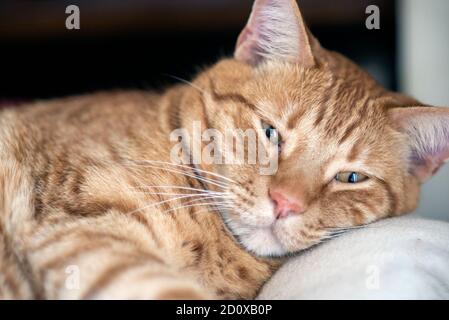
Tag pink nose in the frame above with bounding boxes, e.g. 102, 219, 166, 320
269, 189, 304, 219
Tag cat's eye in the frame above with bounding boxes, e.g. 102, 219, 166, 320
261, 121, 280, 145
335, 172, 368, 184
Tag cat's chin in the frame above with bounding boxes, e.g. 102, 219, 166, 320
239, 226, 287, 257
224, 215, 320, 257
224, 218, 288, 257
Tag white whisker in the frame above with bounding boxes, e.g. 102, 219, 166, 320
181, 195, 233, 206
163, 74, 206, 94
131, 192, 234, 202
126, 194, 212, 215
127, 163, 228, 189
141, 160, 238, 184
133, 185, 227, 196
128, 159, 237, 185
160, 202, 234, 215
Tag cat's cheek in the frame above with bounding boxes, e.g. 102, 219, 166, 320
273, 217, 323, 253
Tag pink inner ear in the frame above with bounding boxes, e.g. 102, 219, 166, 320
234, 0, 317, 67
435, 147, 449, 171
411, 115, 449, 181
414, 151, 449, 181
389, 107, 449, 182
236, 27, 253, 50
235, 0, 270, 50
235, 13, 261, 65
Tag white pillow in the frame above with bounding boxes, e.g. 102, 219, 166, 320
257, 216, 449, 299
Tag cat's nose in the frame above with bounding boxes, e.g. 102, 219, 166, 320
269, 188, 304, 219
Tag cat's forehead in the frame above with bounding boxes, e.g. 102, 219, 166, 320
247, 62, 399, 166
250, 62, 387, 129
252, 61, 377, 106
207, 59, 390, 136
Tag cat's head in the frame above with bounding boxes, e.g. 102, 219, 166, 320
178, 0, 449, 257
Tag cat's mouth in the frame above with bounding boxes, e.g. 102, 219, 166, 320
218, 197, 323, 256
231, 207, 334, 257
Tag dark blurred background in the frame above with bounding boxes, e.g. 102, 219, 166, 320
1, 0, 449, 221
0, 0, 396, 99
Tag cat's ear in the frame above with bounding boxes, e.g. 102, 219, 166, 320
234, 0, 319, 67
389, 107, 449, 182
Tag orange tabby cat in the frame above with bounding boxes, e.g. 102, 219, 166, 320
1, 0, 448, 299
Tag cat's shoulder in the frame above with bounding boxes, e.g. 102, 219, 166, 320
4, 90, 161, 117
